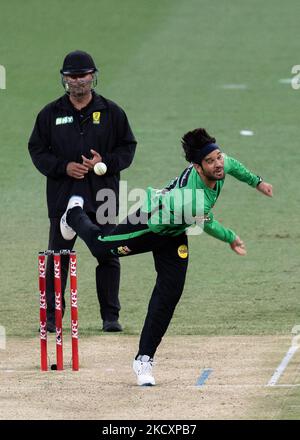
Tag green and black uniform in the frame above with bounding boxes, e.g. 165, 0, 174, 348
67, 154, 261, 357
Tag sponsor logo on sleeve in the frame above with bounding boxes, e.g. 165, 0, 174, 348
178, 244, 188, 259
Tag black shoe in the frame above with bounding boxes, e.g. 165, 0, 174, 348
102, 320, 123, 332
47, 321, 56, 333
38, 320, 56, 334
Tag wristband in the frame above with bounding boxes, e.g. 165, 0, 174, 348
256, 176, 263, 187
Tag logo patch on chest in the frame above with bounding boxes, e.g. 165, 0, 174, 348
56, 116, 73, 125
93, 112, 101, 124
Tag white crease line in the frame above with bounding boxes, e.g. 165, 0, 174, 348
187, 383, 300, 389
221, 84, 247, 90
266, 345, 298, 387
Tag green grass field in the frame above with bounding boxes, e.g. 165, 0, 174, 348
0, 0, 300, 419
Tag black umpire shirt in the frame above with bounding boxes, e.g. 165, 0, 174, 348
28, 92, 137, 218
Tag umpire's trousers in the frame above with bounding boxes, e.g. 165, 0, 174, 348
45, 215, 120, 323
67, 207, 189, 358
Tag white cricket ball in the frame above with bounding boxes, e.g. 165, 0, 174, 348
94, 162, 107, 176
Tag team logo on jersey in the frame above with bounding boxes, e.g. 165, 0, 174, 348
93, 112, 101, 124
194, 214, 210, 224
177, 244, 188, 259
55, 116, 73, 125
116, 246, 131, 256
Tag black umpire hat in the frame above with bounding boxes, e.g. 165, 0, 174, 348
60, 50, 98, 75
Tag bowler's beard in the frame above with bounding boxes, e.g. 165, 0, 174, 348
203, 169, 225, 181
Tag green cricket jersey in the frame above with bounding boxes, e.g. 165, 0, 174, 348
142, 154, 261, 243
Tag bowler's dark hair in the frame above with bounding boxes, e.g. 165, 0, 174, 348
181, 128, 216, 162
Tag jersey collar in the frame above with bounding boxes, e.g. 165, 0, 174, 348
58, 92, 107, 112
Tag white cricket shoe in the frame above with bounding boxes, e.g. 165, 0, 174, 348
60, 196, 84, 240
133, 355, 155, 386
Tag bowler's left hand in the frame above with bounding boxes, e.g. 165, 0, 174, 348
256, 181, 273, 197
230, 236, 247, 256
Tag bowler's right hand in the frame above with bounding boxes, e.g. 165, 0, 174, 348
66, 162, 89, 179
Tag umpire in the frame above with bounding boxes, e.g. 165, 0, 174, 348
28, 50, 137, 332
